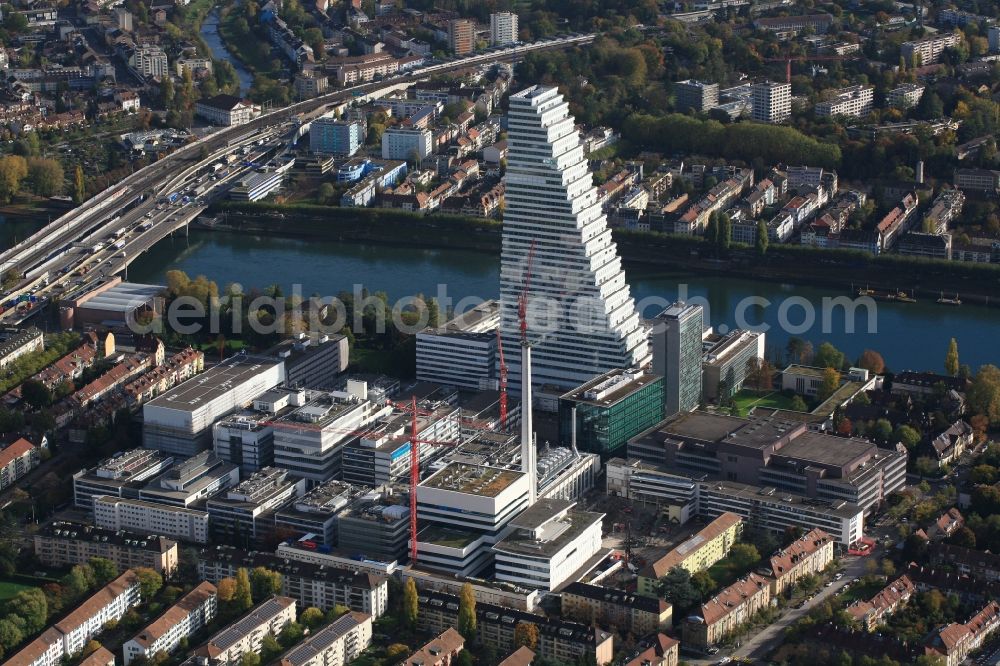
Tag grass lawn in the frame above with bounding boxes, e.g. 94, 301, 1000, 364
0, 580, 32, 600
837, 578, 885, 605
707, 556, 749, 591
730, 389, 799, 416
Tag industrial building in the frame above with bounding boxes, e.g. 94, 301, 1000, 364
73, 448, 175, 509
143, 355, 285, 457
33, 522, 179, 576
137, 451, 240, 508
415, 300, 500, 390
205, 467, 306, 547
65, 281, 164, 329
651, 302, 704, 417
273, 479, 366, 546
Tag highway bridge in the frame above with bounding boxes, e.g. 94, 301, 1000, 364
0, 33, 595, 325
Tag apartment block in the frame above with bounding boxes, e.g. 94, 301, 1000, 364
766, 529, 834, 595
751, 81, 791, 123
123, 582, 218, 665
192, 597, 297, 666
925, 601, 1000, 666
0, 327, 43, 368
901, 32, 961, 65
33, 521, 179, 575
489, 12, 519, 46
382, 126, 433, 161
562, 582, 672, 635
448, 19, 475, 55
815, 85, 873, 118
130, 45, 168, 78
674, 80, 719, 112
845, 575, 915, 631
0, 437, 39, 489
637, 512, 742, 595
94, 496, 210, 544
682, 574, 771, 647
888, 83, 925, 109
955, 168, 1000, 193
403, 628, 465, 666
310, 119, 362, 157
279, 611, 372, 666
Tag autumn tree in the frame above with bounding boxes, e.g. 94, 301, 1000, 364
857, 349, 885, 375
27, 157, 64, 197
457, 582, 477, 640
217, 577, 237, 604
235, 568, 254, 611
402, 577, 418, 629
968, 365, 1000, 426
134, 567, 163, 600
250, 567, 282, 600
818, 367, 841, 402
73, 165, 86, 203
945, 338, 960, 377
0, 155, 28, 203
513, 622, 539, 650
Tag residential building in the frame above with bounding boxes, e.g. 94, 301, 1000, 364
701, 329, 766, 402
674, 80, 719, 112
925, 601, 1000, 666
815, 85, 873, 118
294, 70, 328, 99
205, 467, 306, 547
194, 94, 258, 126
6, 571, 142, 666
193, 597, 297, 666
901, 32, 961, 65
417, 589, 614, 665
0, 327, 43, 368
416, 300, 499, 390
955, 168, 1000, 193
73, 448, 174, 510
888, 83, 925, 109
448, 19, 475, 55
33, 522, 179, 575
752, 13, 833, 35
492, 499, 605, 590
79, 647, 116, 666
94, 495, 211, 543
991, 26, 1000, 53
130, 45, 167, 78
651, 302, 703, 417
382, 127, 433, 161
403, 628, 465, 666
845, 575, 915, 631
931, 421, 973, 467
501, 85, 650, 392
682, 574, 771, 647
637, 512, 742, 595
898, 231, 952, 260
929, 543, 1000, 581
0, 437, 39, 489
279, 611, 372, 666
623, 635, 678, 666
558, 369, 664, 458
923, 188, 964, 234
198, 545, 389, 617
766, 529, 835, 595
490, 12, 519, 46
176, 57, 213, 77
311, 119, 362, 157
562, 582, 672, 634
143, 355, 285, 456
751, 81, 791, 123
123, 582, 218, 665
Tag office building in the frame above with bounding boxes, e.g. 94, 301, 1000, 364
33, 522, 179, 576
0, 437, 39, 489
448, 19, 475, 55
274, 479, 364, 546
94, 496, 211, 544
557, 369, 664, 458
416, 462, 530, 576
136, 451, 240, 508
651, 302, 704, 416
562, 582, 672, 635
901, 32, 961, 65
279, 611, 372, 666
492, 499, 605, 590
73, 448, 174, 510
198, 545, 389, 617
0, 327, 43, 369
310, 119, 362, 157
382, 127, 433, 161
888, 83, 925, 109
991, 26, 1000, 53
337, 494, 412, 562
628, 411, 907, 516
417, 589, 614, 665
213, 411, 275, 476
194, 94, 258, 126
701, 329, 766, 402
206, 467, 306, 546
416, 300, 499, 390
489, 12, 518, 46
954, 168, 1000, 194
123, 582, 217, 665
229, 171, 284, 202
7, 571, 142, 666
751, 81, 791, 123
501, 86, 650, 392
682, 574, 771, 648
674, 80, 719, 113
637, 513, 742, 596
815, 85, 874, 118
192, 597, 297, 666
270, 333, 350, 390
144, 356, 285, 457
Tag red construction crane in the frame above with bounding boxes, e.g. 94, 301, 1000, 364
763, 54, 847, 83
497, 329, 508, 430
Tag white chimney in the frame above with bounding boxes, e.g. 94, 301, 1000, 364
520, 342, 536, 506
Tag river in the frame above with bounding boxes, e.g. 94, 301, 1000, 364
201, 8, 253, 96
128, 230, 1000, 372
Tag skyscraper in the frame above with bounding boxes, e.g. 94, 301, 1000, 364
490, 12, 519, 46
751, 80, 791, 123
651, 301, 704, 416
448, 19, 475, 55
501, 86, 650, 392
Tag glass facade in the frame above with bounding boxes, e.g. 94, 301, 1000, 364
558, 376, 665, 457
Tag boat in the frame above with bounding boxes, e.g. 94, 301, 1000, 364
937, 292, 962, 306
857, 284, 875, 297
895, 289, 917, 303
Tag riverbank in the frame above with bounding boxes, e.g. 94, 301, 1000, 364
209, 202, 1000, 306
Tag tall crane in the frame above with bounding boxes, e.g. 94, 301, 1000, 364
497, 328, 509, 431
518, 242, 537, 345
763, 54, 847, 83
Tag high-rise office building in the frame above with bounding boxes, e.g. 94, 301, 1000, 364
751, 81, 791, 123
490, 12, 519, 46
448, 19, 475, 55
310, 119, 361, 156
674, 80, 719, 113
651, 302, 703, 416
500, 86, 651, 392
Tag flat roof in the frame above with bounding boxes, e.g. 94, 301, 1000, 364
493, 508, 604, 558
561, 369, 662, 407
701, 480, 863, 519
509, 498, 573, 530
78, 282, 163, 314
147, 355, 281, 412
422, 299, 499, 335
772, 430, 874, 469
421, 462, 524, 497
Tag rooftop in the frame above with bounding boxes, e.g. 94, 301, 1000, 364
55, 570, 140, 635
279, 612, 371, 666
39, 521, 177, 553
421, 462, 524, 498
200, 545, 386, 589
561, 369, 662, 408
77, 282, 163, 315
203, 597, 296, 656
404, 628, 465, 666
562, 582, 669, 615
420, 299, 500, 338
129, 582, 217, 649
494, 507, 604, 559
147, 355, 282, 413
643, 512, 742, 578
701, 480, 863, 519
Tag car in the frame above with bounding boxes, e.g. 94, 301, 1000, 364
706, 647, 720, 655
835, 573, 844, 580
825, 581, 833, 587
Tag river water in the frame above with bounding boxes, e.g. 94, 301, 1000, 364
128, 230, 1000, 372
201, 8, 253, 96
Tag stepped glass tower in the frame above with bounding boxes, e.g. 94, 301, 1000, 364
500, 86, 650, 392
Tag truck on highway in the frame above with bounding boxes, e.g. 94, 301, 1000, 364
140, 220, 154, 230
112, 240, 125, 250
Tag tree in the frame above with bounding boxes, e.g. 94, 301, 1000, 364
161, 77, 175, 107
217, 577, 237, 604
691, 570, 716, 599
881, 558, 896, 577
20, 378, 51, 408
278, 621, 304, 647
513, 622, 539, 650
818, 367, 841, 402
755, 219, 769, 255
240, 652, 260, 666
658, 566, 699, 614
894, 425, 921, 449
88, 557, 118, 585
746, 357, 774, 392
235, 568, 254, 611
968, 365, 1000, 425
0, 618, 24, 652
858, 350, 885, 374
299, 607, 324, 629
729, 543, 761, 569
62, 563, 96, 600
945, 338, 959, 376
0, 155, 28, 203
815, 342, 845, 370
6, 588, 48, 634
82, 640, 102, 657
134, 567, 163, 600
27, 158, 64, 197
73, 165, 86, 203
457, 582, 477, 640
872, 418, 894, 443
317, 182, 335, 202
790, 395, 808, 412
261, 634, 282, 662
402, 577, 418, 629
250, 567, 282, 600
386, 644, 410, 662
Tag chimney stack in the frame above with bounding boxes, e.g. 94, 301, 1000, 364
520, 342, 536, 505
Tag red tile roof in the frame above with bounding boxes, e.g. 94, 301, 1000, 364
0, 437, 34, 468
